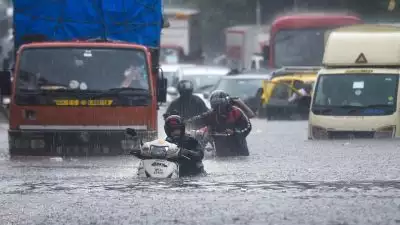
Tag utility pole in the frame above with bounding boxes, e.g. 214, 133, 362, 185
256, 0, 261, 33
293, 0, 298, 11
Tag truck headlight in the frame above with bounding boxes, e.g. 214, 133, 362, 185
311, 126, 328, 139
3, 97, 10, 104
30, 139, 45, 149
374, 126, 395, 138
150, 146, 168, 158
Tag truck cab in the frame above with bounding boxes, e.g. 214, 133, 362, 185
2, 0, 167, 156
308, 24, 400, 139
265, 12, 362, 68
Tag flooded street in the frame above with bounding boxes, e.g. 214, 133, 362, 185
1, 109, 400, 225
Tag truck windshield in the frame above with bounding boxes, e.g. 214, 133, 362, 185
312, 74, 398, 116
16, 47, 150, 93
274, 28, 329, 67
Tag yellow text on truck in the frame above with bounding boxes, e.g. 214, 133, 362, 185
307, 24, 400, 139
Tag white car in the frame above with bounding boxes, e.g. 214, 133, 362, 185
160, 63, 196, 104
167, 65, 231, 108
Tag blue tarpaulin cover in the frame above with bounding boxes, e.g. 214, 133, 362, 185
13, 0, 162, 50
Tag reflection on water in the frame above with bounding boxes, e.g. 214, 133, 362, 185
3, 179, 400, 197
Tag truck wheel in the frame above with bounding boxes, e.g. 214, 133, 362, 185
9, 147, 29, 156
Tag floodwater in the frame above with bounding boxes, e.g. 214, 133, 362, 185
1, 108, 400, 225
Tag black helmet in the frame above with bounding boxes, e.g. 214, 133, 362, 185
209, 90, 231, 115
162, 109, 180, 120
164, 115, 185, 139
177, 80, 194, 96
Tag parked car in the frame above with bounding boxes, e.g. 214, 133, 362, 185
168, 65, 231, 108
204, 73, 271, 114
260, 72, 316, 120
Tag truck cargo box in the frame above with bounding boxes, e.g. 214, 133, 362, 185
13, 0, 162, 50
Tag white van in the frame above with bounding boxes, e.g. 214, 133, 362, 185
307, 24, 400, 139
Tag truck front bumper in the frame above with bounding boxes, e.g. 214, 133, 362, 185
8, 129, 157, 156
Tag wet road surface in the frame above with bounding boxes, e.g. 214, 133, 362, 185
1, 109, 400, 224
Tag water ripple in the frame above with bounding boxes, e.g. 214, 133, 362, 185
2, 180, 400, 195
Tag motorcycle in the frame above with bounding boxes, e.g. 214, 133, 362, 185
188, 127, 232, 157
162, 111, 233, 156
188, 127, 214, 152
126, 128, 189, 178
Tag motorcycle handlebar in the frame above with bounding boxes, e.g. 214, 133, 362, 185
189, 130, 230, 137
210, 132, 231, 137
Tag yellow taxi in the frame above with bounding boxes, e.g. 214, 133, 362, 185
259, 67, 318, 119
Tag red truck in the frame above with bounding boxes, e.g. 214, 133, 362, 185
0, 0, 167, 156
264, 13, 362, 68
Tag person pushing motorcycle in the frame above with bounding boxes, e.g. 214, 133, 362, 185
163, 115, 205, 176
186, 90, 252, 157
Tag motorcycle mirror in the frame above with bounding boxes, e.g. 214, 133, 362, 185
125, 128, 138, 137
126, 128, 144, 147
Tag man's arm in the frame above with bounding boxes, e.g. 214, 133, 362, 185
233, 107, 252, 137
130, 150, 152, 159
185, 111, 212, 130
288, 92, 298, 102
181, 137, 204, 161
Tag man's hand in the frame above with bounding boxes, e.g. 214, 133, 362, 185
180, 148, 191, 160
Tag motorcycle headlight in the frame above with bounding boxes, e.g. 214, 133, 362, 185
374, 125, 396, 138
166, 145, 180, 157
150, 146, 168, 158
